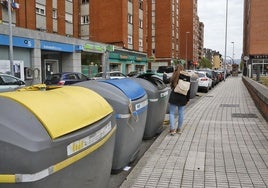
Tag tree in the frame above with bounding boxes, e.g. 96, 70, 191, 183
198, 57, 212, 69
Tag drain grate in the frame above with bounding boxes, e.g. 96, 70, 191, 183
232, 113, 258, 118
206, 95, 214, 97
220, 104, 240, 107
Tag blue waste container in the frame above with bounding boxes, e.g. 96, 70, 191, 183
75, 78, 148, 173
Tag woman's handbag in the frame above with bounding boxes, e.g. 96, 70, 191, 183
174, 79, 190, 95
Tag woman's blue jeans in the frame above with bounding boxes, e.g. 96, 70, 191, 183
169, 103, 185, 131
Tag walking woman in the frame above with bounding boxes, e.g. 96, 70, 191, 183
168, 64, 191, 135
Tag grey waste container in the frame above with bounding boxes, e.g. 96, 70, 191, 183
75, 78, 148, 173
133, 73, 169, 139
0, 86, 116, 188
189, 75, 199, 99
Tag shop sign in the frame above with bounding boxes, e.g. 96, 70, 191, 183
251, 55, 268, 59
83, 43, 105, 53
0, 34, 34, 48
41, 41, 74, 52
136, 57, 142, 61
120, 55, 128, 60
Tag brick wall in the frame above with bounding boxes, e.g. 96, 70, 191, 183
242, 76, 268, 122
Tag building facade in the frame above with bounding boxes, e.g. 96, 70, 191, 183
146, 0, 180, 71
0, 0, 205, 84
179, 0, 202, 69
0, 0, 147, 83
243, 0, 268, 76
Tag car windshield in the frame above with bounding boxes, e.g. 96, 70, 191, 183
198, 72, 205, 77
157, 66, 174, 73
46, 74, 61, 80
94, 73, 103, 77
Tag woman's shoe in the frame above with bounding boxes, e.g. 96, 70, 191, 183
176, 128, 182, 134
170, 129, 176, 136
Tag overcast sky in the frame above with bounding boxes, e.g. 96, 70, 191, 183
198, 0, 244, 60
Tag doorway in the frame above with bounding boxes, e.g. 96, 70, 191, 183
44, 59, 59, 79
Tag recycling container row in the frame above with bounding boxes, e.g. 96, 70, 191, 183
0, 76, 170, 187
0, 86, 116, 188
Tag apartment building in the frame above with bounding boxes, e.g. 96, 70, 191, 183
147, 0, 180, 71
179, 0, 203, 69
0, 0, 147, 83
88, 0, 148, 73
243, 0, 268, 76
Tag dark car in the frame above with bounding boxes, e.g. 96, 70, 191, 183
0, 73, 25, 92
44, 72, 90, 85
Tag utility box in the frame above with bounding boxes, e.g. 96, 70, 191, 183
76, 78, 148, 172
0, 86, 116, 188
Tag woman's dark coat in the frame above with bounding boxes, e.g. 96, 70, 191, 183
168, 73, 191, 106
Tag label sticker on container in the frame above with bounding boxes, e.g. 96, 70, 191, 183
135, 100, 148, 111
160, 91, 169, 98
67, 121, 112, 156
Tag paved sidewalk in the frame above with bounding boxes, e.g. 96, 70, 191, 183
121, 76, 268, 188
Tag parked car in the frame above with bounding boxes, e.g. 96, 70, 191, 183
92, 71, 127, 80
127, 71, 146, 77
198, 68, 218, 87
196, 71, 212, 93
0, 73, 25, 92
44, 72, 90, 85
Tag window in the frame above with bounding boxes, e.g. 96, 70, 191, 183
139, 39, 143, 47
36, 4, 45, 16
139, 19, 143, 28
65, 13, 73, 23
139, 0, 143, 10
52, 9, 57, 19
81, 15, 89, 24
81, 0, 89, 4
128, 35, 133, 44
128, 14, 133, 24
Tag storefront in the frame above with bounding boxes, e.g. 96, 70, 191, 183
250, 55, 268, 76
108, 49, 147, 75
0, 34, 34, 81
40, 40, 77, 81
79, 43, 106, 78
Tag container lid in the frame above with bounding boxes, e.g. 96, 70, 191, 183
102, 79, 146, 100
0, 86, 113, 139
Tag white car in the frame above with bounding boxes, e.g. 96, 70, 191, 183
196, 71, 212, 93
0, 73, 25, 92
92, 71, 127, 80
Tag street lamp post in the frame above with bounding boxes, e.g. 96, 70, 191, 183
231, 41, 235, 62
185, 31, 190, 69
223, 0, 229, 81
8, 0, 14, 76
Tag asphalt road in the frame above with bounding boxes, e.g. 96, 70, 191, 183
108, 92, 204, 188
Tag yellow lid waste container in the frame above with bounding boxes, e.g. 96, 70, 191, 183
0, 86, 116, 188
